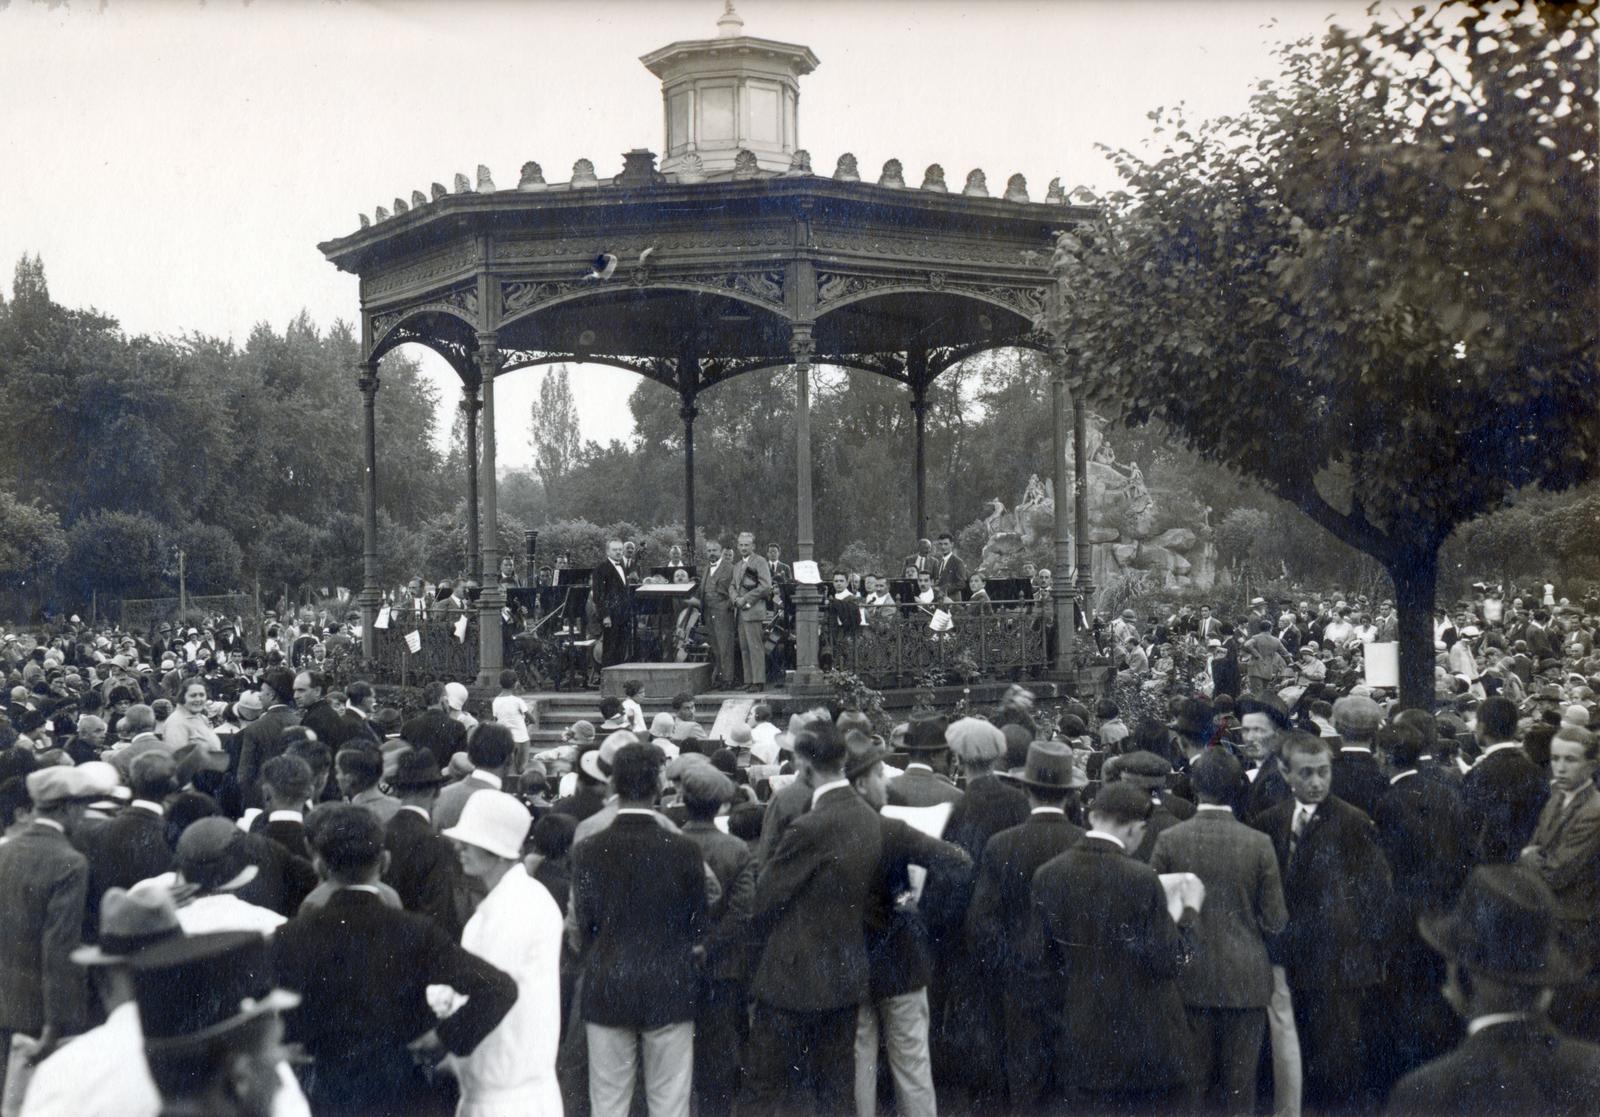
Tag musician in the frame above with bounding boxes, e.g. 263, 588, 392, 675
672, 569, 702, 662
499, 556, 521, 588
765, 544, 792, 585
591, 540, 634, 667
665, 546, 687, 571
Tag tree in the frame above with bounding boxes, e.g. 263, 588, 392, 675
0, 490, 66, 597
173, 522, 243, 595
1044, 5, 1598, 708
530, 365, 583, 497
63, 511, 167, 602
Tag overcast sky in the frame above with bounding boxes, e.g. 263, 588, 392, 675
2, 0, 1366, 468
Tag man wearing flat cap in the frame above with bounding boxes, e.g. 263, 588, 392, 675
0, 763, 115, 1101
1032, 782, 1196, 1112
1111, 749, 1195, 862
1386, 865, 1600, 1116
1330, 695, 1389, 819
887, 717, 963, 809
967, 739, 1088, 1110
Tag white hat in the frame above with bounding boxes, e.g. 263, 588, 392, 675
442, 789, 531, 861
443, 682, 469, 711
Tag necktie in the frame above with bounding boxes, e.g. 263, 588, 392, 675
1290, 806, 1309, 860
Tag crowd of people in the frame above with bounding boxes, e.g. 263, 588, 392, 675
0, 581, 1597, 1117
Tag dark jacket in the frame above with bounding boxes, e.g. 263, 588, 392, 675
865, 815, 971, 1000
1033, 835, 1193, 1092
1386, 1019, 1600, 1116
1331, 748, 1388, 819
571, 812, 706, 1030
966, 810, 1085, 985
1254, 795, 1393, 990
550, 783, 608, 824
298, 699, 345, 750
749, 785, 884, 1012
885, 765, 964, 809
273, 889, 516, 1114
232, 704, 300, 809
1463, 745, 1551, 864
85, 804, 172, 938
0, 822, 89, 1036
382, 807, 461, 934
1151, 807, 1287, 1008
1374, 771, 1471, 917
235, 830, 318, 917
250, 812, 312, 862
942, 774, 1030, 863
399, 708, 468, 772
681, 820, 757, 983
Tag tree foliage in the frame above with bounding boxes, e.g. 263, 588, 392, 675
531, 365, 583, 498
1044, 4, 1598, 706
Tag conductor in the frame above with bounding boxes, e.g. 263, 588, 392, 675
591, 539, 634, 666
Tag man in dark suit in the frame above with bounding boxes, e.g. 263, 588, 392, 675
702, 538, 740, 687
1331, 695, 1390, 818
84, 751, 176, 938
0, 766, 104, 1093
382, 747, 461, 934
731, 532, 773, 692
743, 719, 884, 1116
966, 740, 1086, 1110
847, 730, 973, 1117
932, 533, 967, 601
1255, 732, 1393, 1113
1152, 750, 1288, 1114
231, 666, 300, 811
590, 539, 634, 667
1241, 694, 1296, 822
570, 743, 706, 1117
764, 544, 792, 585
293, 669, 343, 745
887, 718, 964, 808
248, 754, 314, 861
273, 804, 517, 1117
1111, 749, 1195, 861
1373, 721, 1472, 1086
400, 681, 469, 771
1464, 696, 1550, 864
1386, 865, 1600, 1116
1034, 782, 1195, 1112
1391, 708, 1465, 794
905, 538, 935, 578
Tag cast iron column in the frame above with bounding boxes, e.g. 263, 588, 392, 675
1074, 396, 1094, 600
1050, 351, 1076, 671
357, 361, 380, 660
681, 397, 698, 554
790, 323, 823, 690
462, 380, 481, 585
475, 335, 505, 687
908, 350, 929, 542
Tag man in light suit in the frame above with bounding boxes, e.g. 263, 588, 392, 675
702, 538, 739, 688
591, 539, 634, 667
743, 719, 884, 1116
731, 532, 772, 692
1152, 750, 1288, 1114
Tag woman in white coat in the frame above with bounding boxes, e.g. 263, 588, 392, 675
441, 790, 566, 1117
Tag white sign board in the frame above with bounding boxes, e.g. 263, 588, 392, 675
1364, 641, 1399, 689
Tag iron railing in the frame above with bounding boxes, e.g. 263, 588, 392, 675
820, 598, 1050, 688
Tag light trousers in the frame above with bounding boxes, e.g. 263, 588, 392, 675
586, 1020, 693, 1117
853, 990, 936, 1117
1267, 965, 1303, 1117
738, 619, 767, 687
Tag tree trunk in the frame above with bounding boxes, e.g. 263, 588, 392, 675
1390, 546, 1439, 712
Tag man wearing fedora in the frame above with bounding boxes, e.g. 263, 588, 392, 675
1152, 750, 1288, 1115
1386, 865, 1600, 1115
1033, 782, 1196, 1114
23, 882, 311, 1117
132, 932, 301, 1117
887, 718, 964, 809
0, 763, 115, 1106
382, 747, 463, 935
443, 790, 565, 1116
273, 805, 517, 1117
966, 738, 1087, 1111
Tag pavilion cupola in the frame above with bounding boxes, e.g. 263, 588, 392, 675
639, 1, 819, 178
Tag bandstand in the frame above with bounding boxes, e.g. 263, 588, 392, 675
318, 4, 1098, 694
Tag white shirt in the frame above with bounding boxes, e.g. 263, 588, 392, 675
1292, 802, 1319, 832
1084, 829, 1126, 850
749, 722, 781, 765
176, 892, 286, 937
492, 693, 531, 744
21, 1001, 310, 1117
1390, 769, 1419, 786
445, 864, 564, 1116
1031, 806, 1065, 816
1196, 804, 1234, 814
1467, 1012, 1532, 1037
1479, 741, 1523, 762
811, 778, 851, 809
